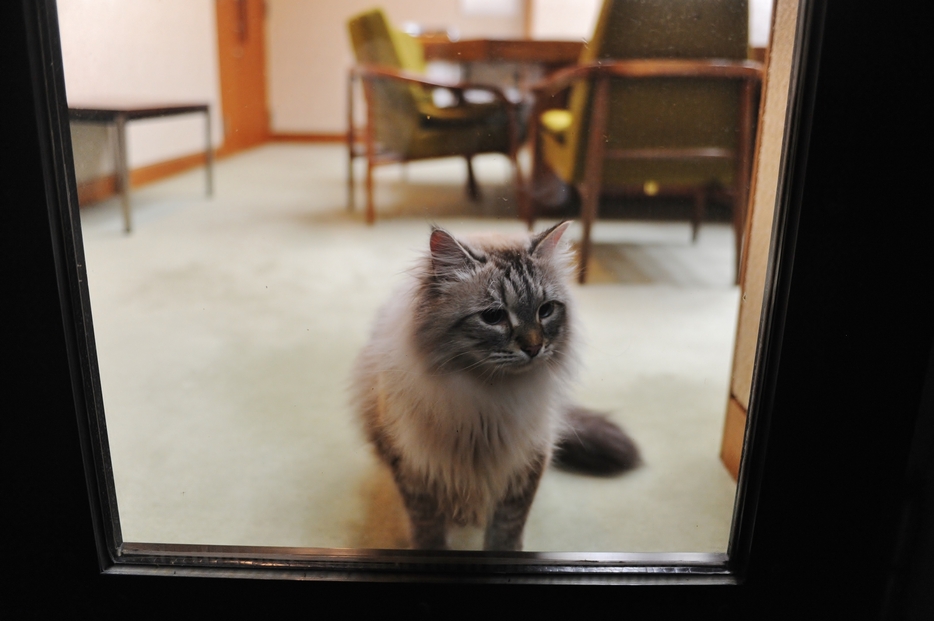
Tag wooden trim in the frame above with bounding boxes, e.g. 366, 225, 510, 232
269, 132, 344, 143
76, 150, 210, 206
423, 39, 583, 65
216, 0, 269, 153
214, 140, 260, 159
522, 0, 533, 38
76, 174, 117, 206
131, 151, 208, 187
532, 59, 763, 98
604, 147, 734, 160
720, 396, 747, 480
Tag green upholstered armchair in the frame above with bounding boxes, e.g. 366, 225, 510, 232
347, 9, 523, 224
523, 0, 762, 283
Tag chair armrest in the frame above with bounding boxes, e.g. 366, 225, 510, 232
530, 58, 764, 98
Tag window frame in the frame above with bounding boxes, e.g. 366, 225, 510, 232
6, 0, 933, 616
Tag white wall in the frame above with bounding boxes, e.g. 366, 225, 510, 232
58, 0, 223, 182
529, 0, 602, 40
749, 0, 776, 47
530, 0, 775, 46
265, 0, 526, 134
59, 0, 776, 180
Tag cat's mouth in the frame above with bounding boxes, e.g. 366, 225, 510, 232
462, 347, 552, 378
500, 349, 551, 373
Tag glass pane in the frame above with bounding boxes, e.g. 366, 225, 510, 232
60, 0, 790, 556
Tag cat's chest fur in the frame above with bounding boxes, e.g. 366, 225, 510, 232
352, 223, 579, 539
382, 338, 561, 479
359, 287, 569, 525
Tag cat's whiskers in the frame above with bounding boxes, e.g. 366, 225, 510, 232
431, 349, 478, 375
476, 356, 511, 381
540, 355, 566, 382
440, 351, 502, 378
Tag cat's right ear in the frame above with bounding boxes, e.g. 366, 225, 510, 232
429, 228, 481, 279
531, 221, 572, 260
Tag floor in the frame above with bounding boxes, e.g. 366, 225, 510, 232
79, 143, 740, 553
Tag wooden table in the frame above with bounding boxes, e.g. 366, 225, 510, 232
420, 38, 583, 96
421, 38, 583, 67
68, 103, 214, 233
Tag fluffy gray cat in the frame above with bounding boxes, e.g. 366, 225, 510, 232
352, 221, 639, 551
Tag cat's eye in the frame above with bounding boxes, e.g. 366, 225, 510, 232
480, 308, 507, 325
538, 302, 556, 320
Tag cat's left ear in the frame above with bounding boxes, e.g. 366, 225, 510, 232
429, 227, 482, 278
531, 221, 571, 260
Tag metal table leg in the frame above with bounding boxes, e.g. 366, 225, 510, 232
114, 113, 131, 233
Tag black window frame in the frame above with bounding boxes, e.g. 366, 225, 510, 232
5, 0, 932, 616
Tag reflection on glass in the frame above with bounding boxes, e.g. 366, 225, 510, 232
62, 0, 784, 554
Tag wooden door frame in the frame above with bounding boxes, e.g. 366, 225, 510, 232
6, 0, 933, 616
215, 0, 269, 156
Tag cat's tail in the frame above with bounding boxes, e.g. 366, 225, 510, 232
552, 406, 641, 476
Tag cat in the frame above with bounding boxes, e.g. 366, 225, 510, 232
351, 221, 640, 551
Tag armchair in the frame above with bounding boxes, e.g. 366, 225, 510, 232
347, 9, 523, 224
523, 0, 763, 283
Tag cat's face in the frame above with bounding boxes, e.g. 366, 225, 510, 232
414, 223, 575, 379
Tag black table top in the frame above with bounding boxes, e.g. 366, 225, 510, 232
68, 103, 209, 122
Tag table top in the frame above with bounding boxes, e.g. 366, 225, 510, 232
68, 103, 209, 123
421, 38, 583, 65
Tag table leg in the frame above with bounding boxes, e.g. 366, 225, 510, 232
114, 113, 131, 233
205, 108, 214, 197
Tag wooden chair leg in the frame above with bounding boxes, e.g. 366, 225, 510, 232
505, 100, 532, 229
465, 155, 480, 202
507, 142, 525, 226
524, 139, 545, 231
365, 158, 375, 225
578, 182, 599, 284
347, 71, 355, 213
362, 76, 377, 225
347, 143, 356, 213
521, 182, 536, 231
692, 188, 706, 242
577, 77, 610, 284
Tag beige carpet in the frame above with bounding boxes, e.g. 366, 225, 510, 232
79, 143, 739, 553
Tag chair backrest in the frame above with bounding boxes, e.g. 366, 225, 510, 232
347, 8, 432, 147
347, 8, 426, 72
563, 0, 749, 186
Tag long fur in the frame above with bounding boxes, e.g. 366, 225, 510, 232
351, 222, 639, 549
553, 406, 642, 475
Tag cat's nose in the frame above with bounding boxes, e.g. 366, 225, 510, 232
522, 343, 542, 358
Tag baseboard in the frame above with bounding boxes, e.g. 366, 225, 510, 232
269, 132, 344, 143
76, 150, 210, 206
76, 174, 118, 206
133, 151, 208, 188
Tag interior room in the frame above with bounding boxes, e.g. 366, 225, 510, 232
61, 0, 784, 553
